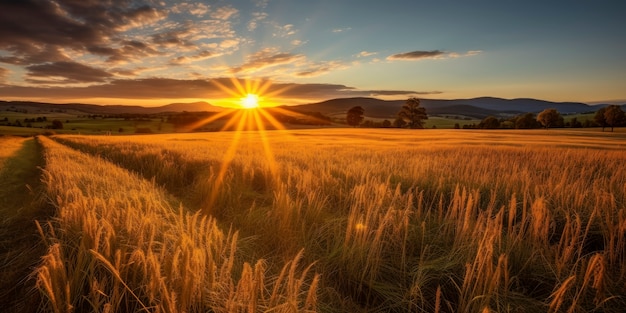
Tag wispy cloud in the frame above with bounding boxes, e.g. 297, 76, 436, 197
170, 3, 209, 16
332, 27, 352, 33
295, 61, 348, 77
248, 12, 268, 31
210, 6, 238, 20
231, 48, 304, 74
387, 50, 482, 61
169, 51, 218, 65
0, 67, 8, 83
356, 51, 377, 58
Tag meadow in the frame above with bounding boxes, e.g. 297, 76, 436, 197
1, 128, 625, 312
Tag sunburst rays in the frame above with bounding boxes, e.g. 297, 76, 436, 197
198, 78, 312, 214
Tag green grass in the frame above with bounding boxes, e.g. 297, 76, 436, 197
0, 137, 49, 312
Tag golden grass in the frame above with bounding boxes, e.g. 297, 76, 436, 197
0, 136, 27, 169
30, 128, 626, 312
35, 136, 318, 312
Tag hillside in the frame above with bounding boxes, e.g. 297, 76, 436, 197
1, 97, 617, 120
0, 100, 223, 115
290, 97, 606, 119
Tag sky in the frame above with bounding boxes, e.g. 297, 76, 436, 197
0, 0, 625, 108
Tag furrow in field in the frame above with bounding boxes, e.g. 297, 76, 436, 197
0, 136, 50, 312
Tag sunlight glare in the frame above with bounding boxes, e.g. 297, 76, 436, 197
241, 94, 260, 109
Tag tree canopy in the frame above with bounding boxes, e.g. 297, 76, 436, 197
537, 108, 563, 129
398, 98, 428, 129
346, 106, 365, 127
596, 105, 626, 132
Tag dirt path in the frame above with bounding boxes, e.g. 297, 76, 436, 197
0, 137, 50, 312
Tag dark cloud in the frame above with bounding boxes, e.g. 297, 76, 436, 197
387, 50, 446, 60
91, 40, 161, 64
368, 90, 442, 96
0, 0, 166, 66
170, 51, 216, 65
0, 77, 436, 101
152, 28, 196, 48
26, 61, 113, 83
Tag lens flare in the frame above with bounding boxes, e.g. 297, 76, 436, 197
241, 94, 260, 109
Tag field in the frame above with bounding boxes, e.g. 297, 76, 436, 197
1, 128, 626, 312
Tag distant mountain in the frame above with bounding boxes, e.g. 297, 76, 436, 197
1, 97, 617, 120
290, 97, 605, 119
0, 100, 223, 115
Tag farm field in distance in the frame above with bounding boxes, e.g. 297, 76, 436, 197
1, 128, 626, 312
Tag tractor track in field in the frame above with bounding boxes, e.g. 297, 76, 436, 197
0, 137, 52, 313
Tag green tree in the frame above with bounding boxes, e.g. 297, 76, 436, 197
398, 97, 428, 129
346, 106, 364, 127
537, 108, 562, 129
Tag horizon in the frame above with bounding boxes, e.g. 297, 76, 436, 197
1, 1, 625, 108
3, 95, 622, 110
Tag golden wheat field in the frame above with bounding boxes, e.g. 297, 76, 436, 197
1, 128, 626, 312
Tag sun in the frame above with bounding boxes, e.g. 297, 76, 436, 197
240, 93, 260, 109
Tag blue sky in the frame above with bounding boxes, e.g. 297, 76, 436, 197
0, 0, 624, 107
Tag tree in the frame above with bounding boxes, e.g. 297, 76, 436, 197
346, 106, 364, 127
603, 105, 626, 132
382, 119, 391, 128
514, 113, 540, 129
392, 116, 407, 128
594, 107, 608, 131
50, 119, 64, 129
478, 116, 500, 129
537, 108, 562, 129
398, 97, 428, 129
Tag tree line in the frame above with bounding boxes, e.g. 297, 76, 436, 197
347, 97, 428, 129
346, 98, 626, 131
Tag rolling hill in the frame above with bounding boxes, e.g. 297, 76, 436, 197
0, 100, 223, 115
289, 97, 606, 119
1, 97, 617, 120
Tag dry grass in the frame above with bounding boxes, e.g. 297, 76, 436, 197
22, 128, 626, 312
35, 136, 318, 312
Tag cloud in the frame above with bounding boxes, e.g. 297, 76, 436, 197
25, 61, 113, 83
248, 12, 268, 31
210, 6, 238, 20
231, 48, 305, 74
0, 77, 434, 102
169, 51, 217, 65
387, 50, 446, 60
0, 67, 8, 83
368, 90, 442, 96
170, 3, 209, 16
272, 23, 297, 37
295, 61, 348, 77
387, 50, 482, 61
356, 51, 377, 58
254, 0, 270, 8
332, 27, 352, 33
90, 40, 161, 64
0, 0, 166, 66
